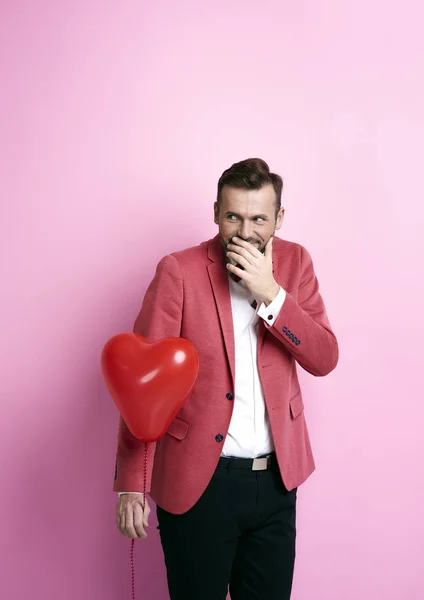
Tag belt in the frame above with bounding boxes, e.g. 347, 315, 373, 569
217, 453, 276, 471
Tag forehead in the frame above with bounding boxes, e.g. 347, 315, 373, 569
220, 184, 276, 215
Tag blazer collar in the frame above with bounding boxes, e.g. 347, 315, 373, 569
207, 234, 226, 264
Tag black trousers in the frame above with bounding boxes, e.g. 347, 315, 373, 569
156, 455, 297, 600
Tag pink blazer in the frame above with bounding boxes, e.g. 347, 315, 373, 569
113, 234, 338, 514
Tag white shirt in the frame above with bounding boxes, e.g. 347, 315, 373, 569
222, 275, 286, 457
118, 274, 286, 495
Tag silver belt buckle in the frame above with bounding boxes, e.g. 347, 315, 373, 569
252, 457, 268, 471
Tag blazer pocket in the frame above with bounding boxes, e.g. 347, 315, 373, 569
289, 390, 304, 420
166, 416, 189, 440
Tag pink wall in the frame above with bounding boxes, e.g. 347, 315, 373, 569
1, 1, 423, 598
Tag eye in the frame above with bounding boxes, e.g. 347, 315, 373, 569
227, 214, 238, 221
254, 217, 265, 222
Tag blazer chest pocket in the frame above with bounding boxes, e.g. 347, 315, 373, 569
289, 391, 304, 420
166, 416, 189, 440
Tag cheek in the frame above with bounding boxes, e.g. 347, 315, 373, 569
255, 223, 274, 237
219, 222, 237, 237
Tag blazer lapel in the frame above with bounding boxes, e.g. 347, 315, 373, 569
207, 236, 235, 383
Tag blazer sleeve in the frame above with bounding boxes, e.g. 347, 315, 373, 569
113, 254, 183, 494
264, 245, 339, 377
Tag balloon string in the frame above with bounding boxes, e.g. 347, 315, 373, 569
131, 539, 135, 600
131, 443, 149, 600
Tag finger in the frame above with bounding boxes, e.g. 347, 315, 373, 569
264, 236, 273, 259
124, 505, 141, 539
226, 251, 251, 270
231, 237, 261, 258
117, 499, 127, 534
133, 503, 147, 538
227, 244, 258, 266
118, 507, 126, 534
226, 263, 246, 279
143, 501, 150, 527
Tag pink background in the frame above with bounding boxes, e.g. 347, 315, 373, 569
1, 1, 423, 598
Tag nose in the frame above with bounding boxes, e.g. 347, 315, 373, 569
239, 220, 253, 241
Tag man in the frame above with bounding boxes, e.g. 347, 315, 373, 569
113, 158, 338, 600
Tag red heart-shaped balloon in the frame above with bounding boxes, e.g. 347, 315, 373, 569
101, 333, 199, 442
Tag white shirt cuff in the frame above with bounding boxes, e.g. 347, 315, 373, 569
118, 492, 144, 496
257, 286, 286, 326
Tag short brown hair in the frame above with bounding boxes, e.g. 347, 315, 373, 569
217, 158, 283, 212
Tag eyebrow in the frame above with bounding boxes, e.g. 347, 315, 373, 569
225, 211, 268, 219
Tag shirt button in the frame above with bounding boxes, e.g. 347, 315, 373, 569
215, 434, 224, 442
267, 314, 273, 320
226, 393, 234, 400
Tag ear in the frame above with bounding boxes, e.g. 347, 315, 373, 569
214, 202, 219, 225
275, 208, 285, 230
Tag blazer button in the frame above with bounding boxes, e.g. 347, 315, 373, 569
226, 393, 234, 400
215, 434, 224, 442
